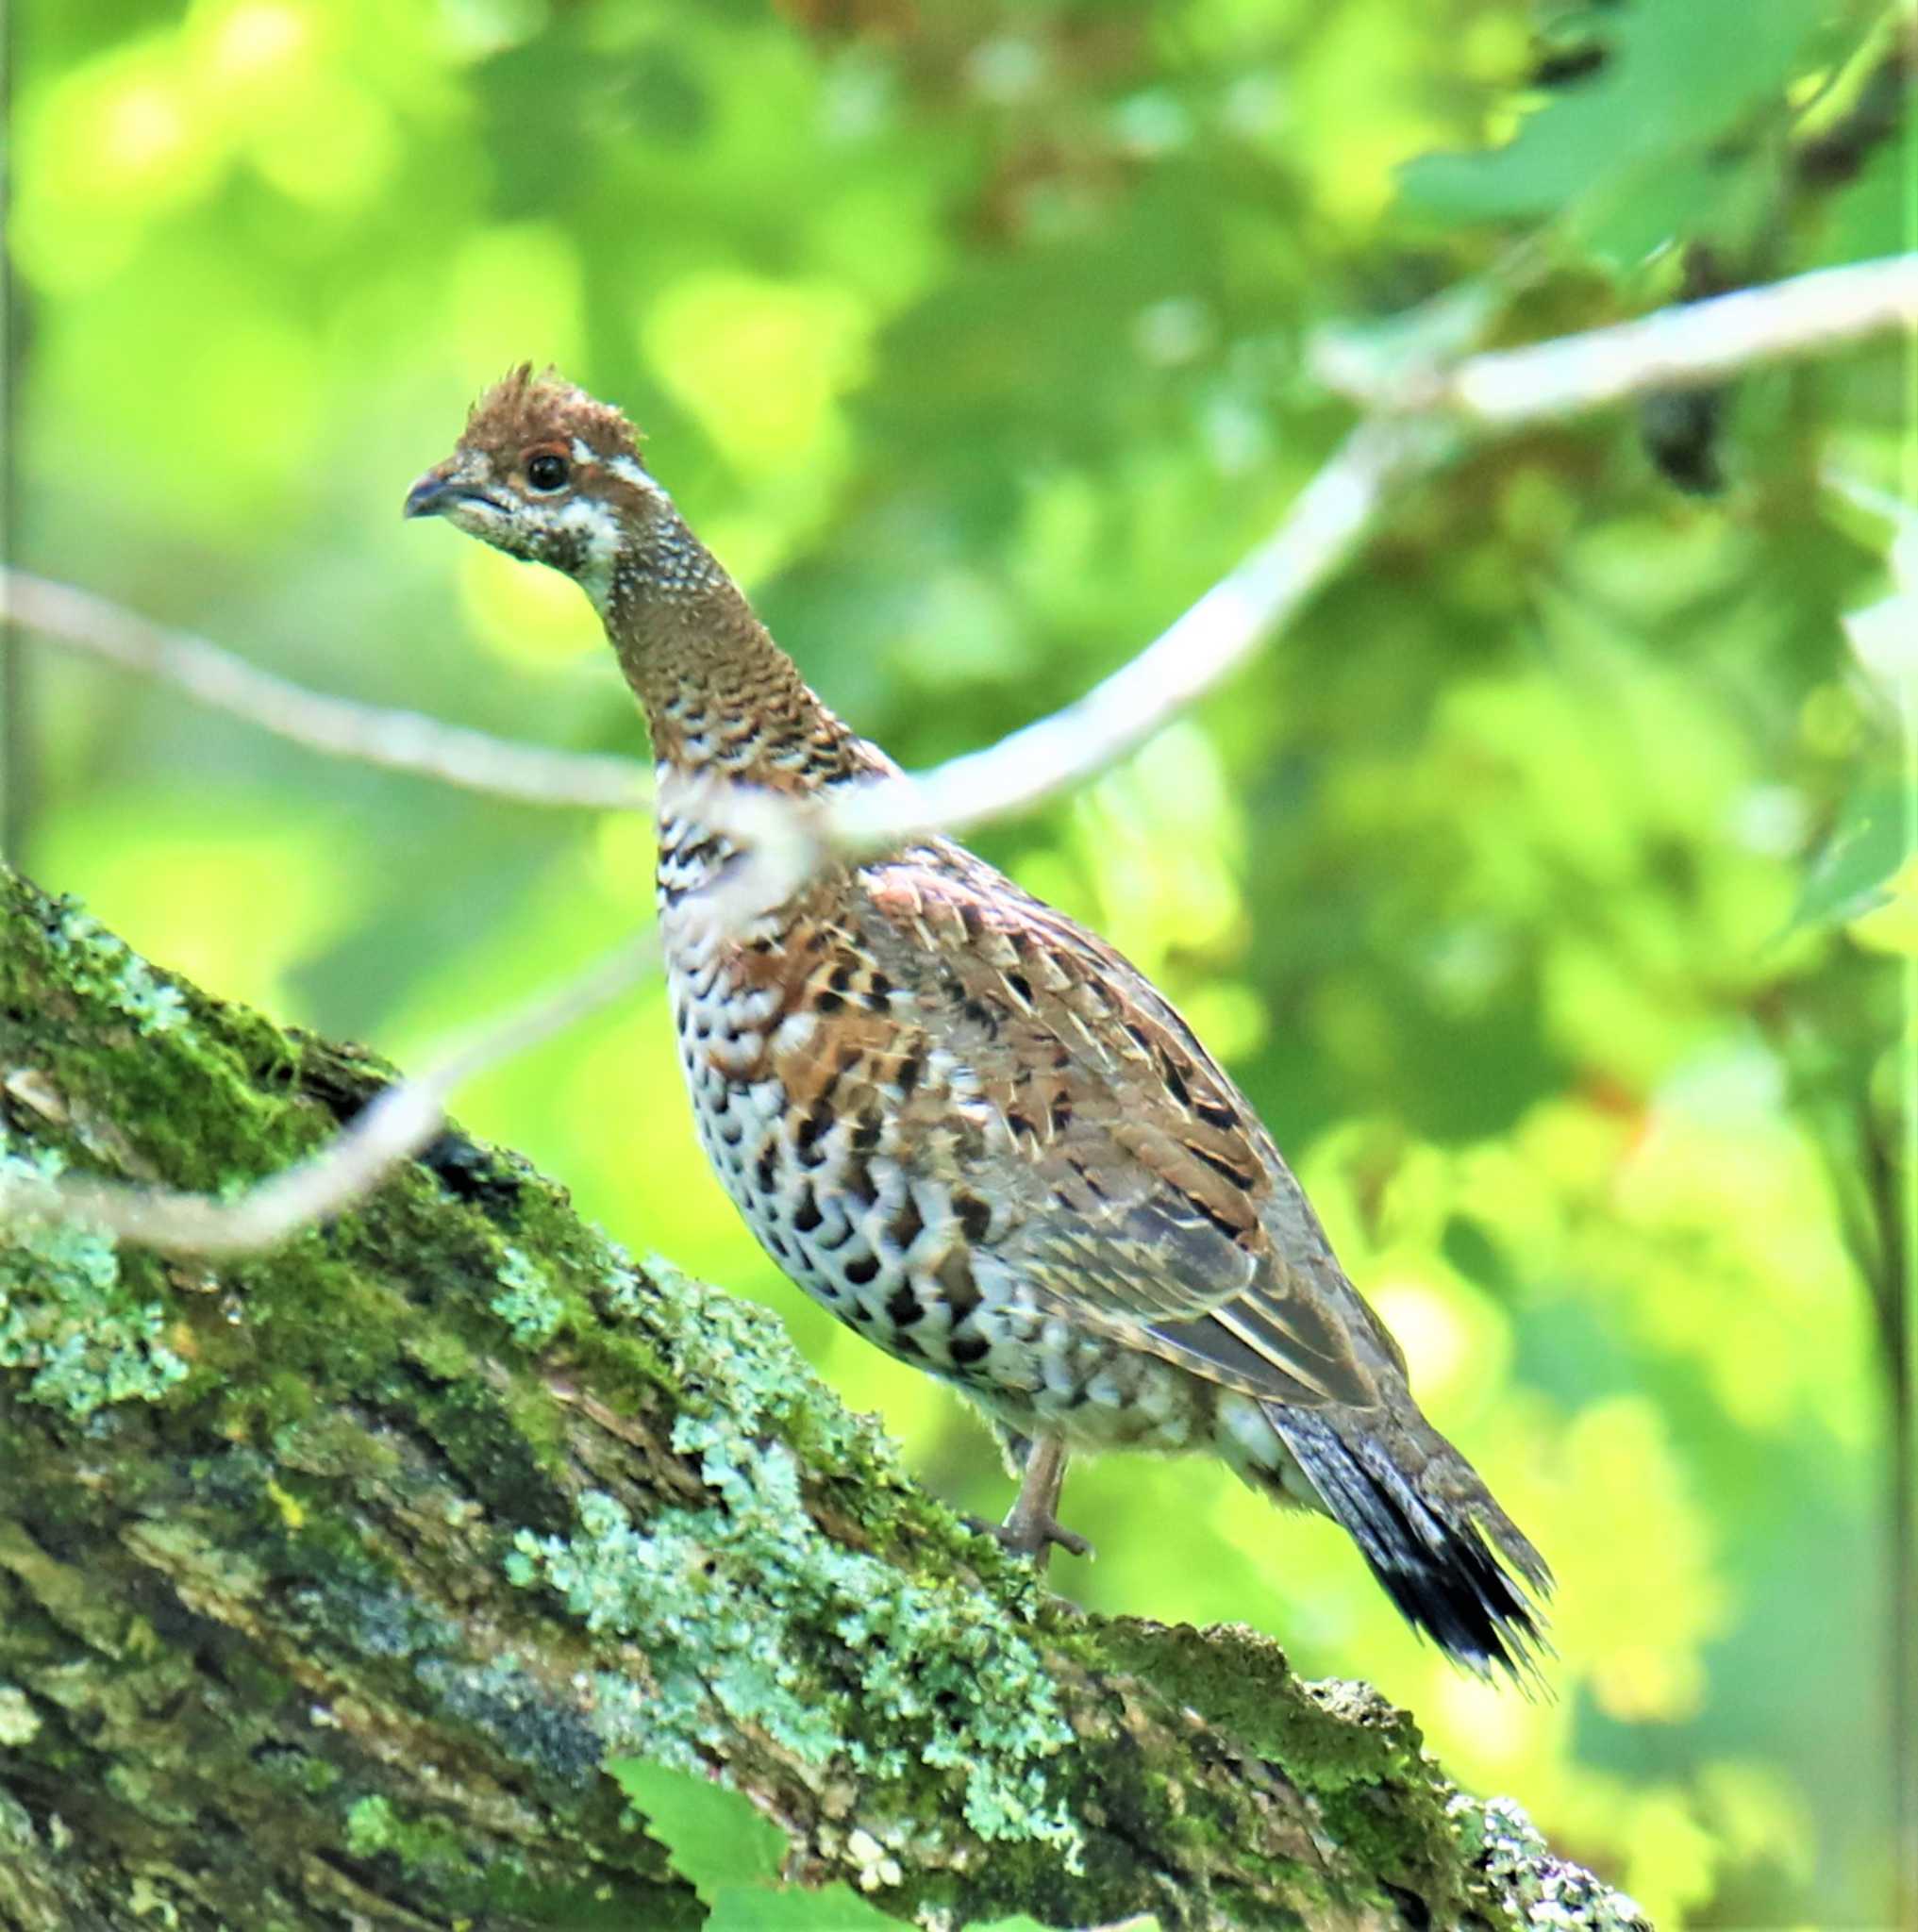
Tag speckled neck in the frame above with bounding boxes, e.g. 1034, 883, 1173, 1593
604, 507, 880, 793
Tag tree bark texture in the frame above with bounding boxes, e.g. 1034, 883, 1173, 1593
0, 865, 1644, 1932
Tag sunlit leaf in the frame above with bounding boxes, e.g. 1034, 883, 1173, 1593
1792, 783, 1906, 930
705, 1883, 901, 1929
1399, 0, 1829, 260
608, 1758, 787, 1899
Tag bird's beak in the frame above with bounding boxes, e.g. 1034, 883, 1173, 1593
403, 467, 459, 520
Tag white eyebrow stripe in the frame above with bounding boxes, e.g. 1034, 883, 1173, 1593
606, 451, 670, 501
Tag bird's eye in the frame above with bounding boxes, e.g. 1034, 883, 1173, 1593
525, 452, 570, 492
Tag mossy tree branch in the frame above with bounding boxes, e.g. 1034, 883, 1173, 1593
0, 866, 1640, 1932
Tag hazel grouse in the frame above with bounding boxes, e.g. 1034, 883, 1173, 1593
405, 366, 1551, 1677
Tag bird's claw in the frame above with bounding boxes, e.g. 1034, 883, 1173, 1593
964, 1510, 1094, 1563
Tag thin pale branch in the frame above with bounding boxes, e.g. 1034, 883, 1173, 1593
777, 257, 1918, 870
1436, 253, 1918, 426
844, 420, 1441, 848
10, 258, 1915, 852
1, 933, 659, 1255
8, 251, 1917, 1257
0, 571, 652, 812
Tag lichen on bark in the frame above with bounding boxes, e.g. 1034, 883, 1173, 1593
0, 863, 1646, 1931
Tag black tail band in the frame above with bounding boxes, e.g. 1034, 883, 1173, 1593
1268, 1407, 1551, 1681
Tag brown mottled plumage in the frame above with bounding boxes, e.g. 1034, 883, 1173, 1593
467, 360, 644, 463
407, 369, 1553, 1677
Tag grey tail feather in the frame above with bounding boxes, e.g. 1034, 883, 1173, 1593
1264, 1405, 1554, 1684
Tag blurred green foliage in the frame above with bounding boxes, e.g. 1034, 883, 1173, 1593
10, 1, 1911, 1924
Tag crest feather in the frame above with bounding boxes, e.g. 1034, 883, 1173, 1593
462, 364, 646, 464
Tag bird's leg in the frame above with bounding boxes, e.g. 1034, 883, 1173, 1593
993, 1432, 1092, 1568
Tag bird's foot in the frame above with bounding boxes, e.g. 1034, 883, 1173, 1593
965, 1509, 1094, 1566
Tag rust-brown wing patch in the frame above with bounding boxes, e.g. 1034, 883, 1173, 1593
855, 844, 1390, 1412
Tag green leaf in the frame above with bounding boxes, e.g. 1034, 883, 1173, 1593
1399, 0, 1828, 260
1815, 131, 1910, 269
976, 1921, 1161, 1931
1793, 783, 1910, 930
1441, 1217, 1517, 1299
608, 1758, 789, 1900
705, 1883, 902, 1930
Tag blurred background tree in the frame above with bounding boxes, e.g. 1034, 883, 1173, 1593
6, 1, 1911, 1924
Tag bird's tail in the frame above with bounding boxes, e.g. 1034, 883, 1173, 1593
1261, 1403, 1553, 1683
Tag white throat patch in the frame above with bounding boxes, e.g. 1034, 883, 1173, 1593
604, 449, 670, 502
546, 493, 623, 613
